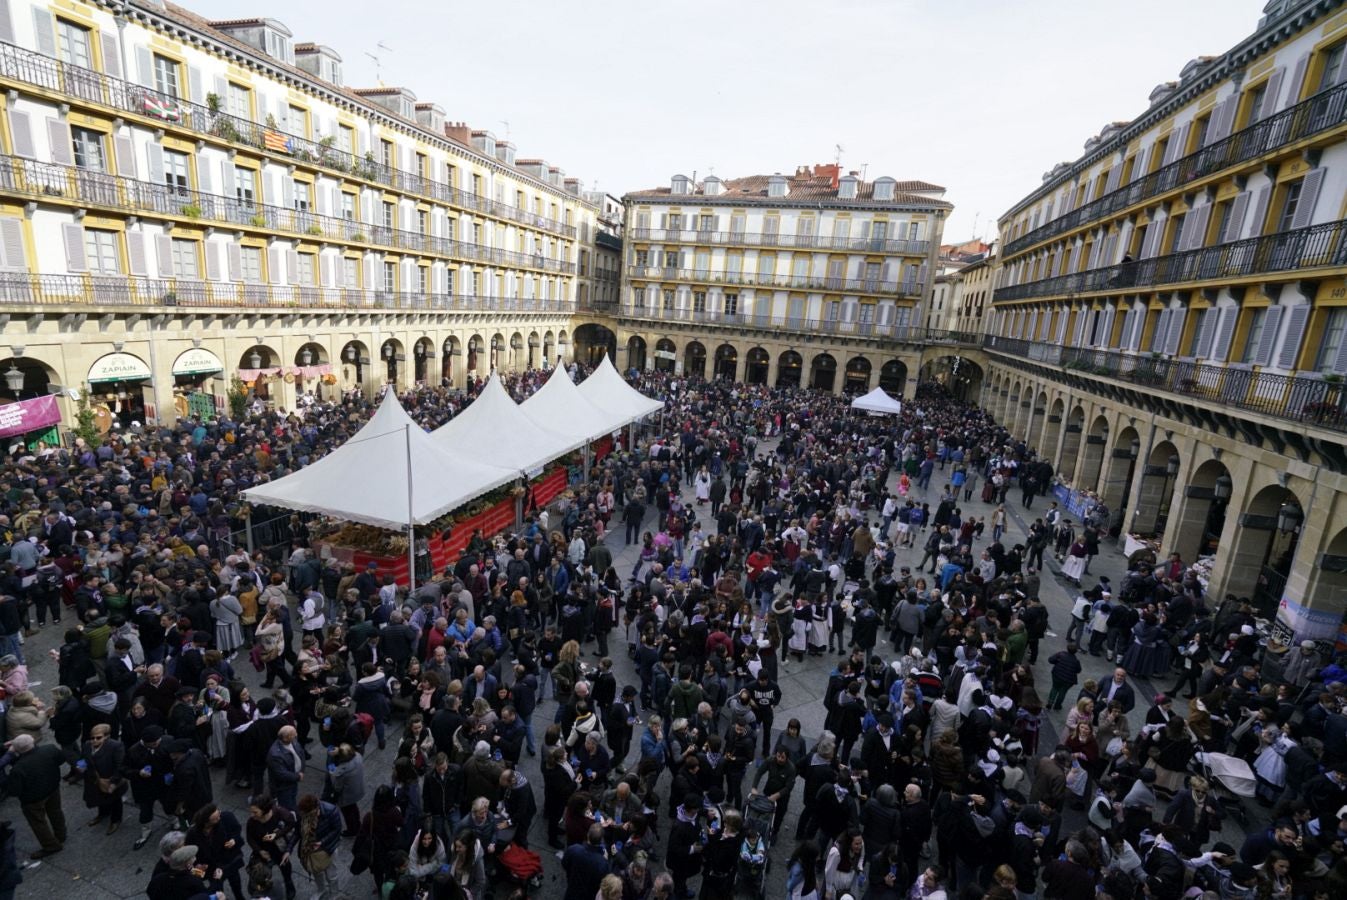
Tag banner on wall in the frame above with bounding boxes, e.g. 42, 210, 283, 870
0, 395, 62, 439
1275, 596, 1341, 646
1051, 483, 1095, 519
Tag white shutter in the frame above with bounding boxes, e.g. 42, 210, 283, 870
61, 223, 86, 271
1130, 146, 1150, 183
1100, 306, 1116, 348
1104, 233, 1119, 265
196, 156, 213, 195
1072, 309, 1087, 346
1140, 222, 1162, 259
31, 8, 55, 57
204, 242, 221, 281
0, 217, 24, 270
1182, 205, 1212, 251
1027, 309, 1039, 341
7, 110, 33, 158
135, 47, 152, 88
1119, 309, 1134, 349
1164, 309, 1186, 355
282, 177, 294, 210
1282, 53, 1310, 111
1259, 69, 1285, 120
0, 0, 14, 44
315, 183, 328, 216
1210, 307, 1237, 362
1104, 165, 1122, 193
1056, 309, 1068, 343
126, 231, 147, 276
1290, 168, 1325, 230
1223, 193, 1250, 242
213, 76, 228, 105
188, 66, 203, 104
155, 234, 173, 278
1194, 309, 1216, 358
1255, 306, 1283, 366
101, 34, 122, 79
288, 249, 299, 284
115, 135, 136, 177
321, 255, 333, 288
1210, 97, 1237, 143
1151, 309, 1171, 351
269, 246, 284, 284
146, 142, 165, 185
1246, 187, 1271, 239
226, 244, 241, 281
219, 160, 235, 199
1277, 304, 1310, 369
46, 117, 72, 165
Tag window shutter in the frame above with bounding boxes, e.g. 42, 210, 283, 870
1162, 124, 1189, 165
146, 142, 164, 184
115, 135, 136, 177
126, 230, 147, 275
1245, 187, 1270, 239
46, 117, 72, 165
1151, 309, 1170, 351
155, 234, 173, 278
1255, 306, 1283, 366
1223, 192, 1250, 242
282, 177, 293, 210
1259, 69, 1285, 120
204, 241, 221, 281
288, 250, 299, 284
1194, 309, 1216, 357
1283, 53, 1309, 110
1131, 146, 1150, 183
188, 66, 203, 104
31, 8, 55, 57
1210, 307, 1237, 361
1140, 222, 1162, 258
1334, 327, 1347, 374
1103, 233, 1119, 265
1164, 309, 1186, 355
1056, 309, 1069, 343
101, 34, 122, 79
1101, 306, 1116, 347
1104, 165, 1122, 193
0, 217, 22, 270
61, 223, 86, 271
1027, 309, 1039, 340
1277, 304, 1310, 369
0, 0, 13, 44
226, 243, 241, 281
315, 183, 328, 216
1290, 168, 1325, 230
268, 246, 283, 284
1210, 97, 1237, 142
135, 47, 152, 88
219, 160, 235, 197
1118, 309, 1134, 348
196, 156, 213, 195
8, 110, 33, 159
1072, 309, 1087, 346
213, 76, 227, 104
1068, 242, 1083, 273
321, 255, 333, 288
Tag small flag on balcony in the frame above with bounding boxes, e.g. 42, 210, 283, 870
263, 130, 293, 154
141, 94, 182, 123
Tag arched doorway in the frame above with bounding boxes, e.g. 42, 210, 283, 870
919, 355, 984, 402
626, 335, 648, 372
1079, 414, 1109, 493
488, 333, 506, 372
527, 332, 541, 370
380, 338, 406, 387
542, 331, 556, 367
778, 350, 803, 388
844, 356, 872, 394
0, 356, 63, 445
1169, 458, 1233, 564
557, 329, 571, 366
507, 332, 524, 372
292, 342, 330, 400
810, 353, 837, 392
572, 323, 616, 367
410, 338, 435, 384
745, 347, 769, 384
442, 336, 461, 385
1028, 391, 1047, 456
1225, 484, 1303, 619
1300, 526, 1347, 640
1133, 440, 1181, 538
1102, 425, 1141, 530
684, 341, 706, 379
339, 341, 370, 394
466, 335, 485, 377
1057, 406, 1084, 481
714, 344, 738, 381
1040, 398, 1064, 473
654, 338, 677, 373
1006, 382, 1022, 436
239, 344, 279, 404
879, 359, 907, 396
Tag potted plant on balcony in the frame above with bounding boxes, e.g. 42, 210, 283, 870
1304, 400, 1342, 423
179, 203, 202, 219
250, 214, 267, 227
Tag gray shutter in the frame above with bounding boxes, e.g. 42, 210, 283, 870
1277, 304, 1310, 369
1290, 168, 1325, 230
1333, 327, 1347, 374
8, 110, 33, 158
146, 142, 165, 184
0, 0, 13, 44
1194, 309, 1216, 357
1131, 146, 1150, 182
135, 47, 152, 88
31, 8, 55, 57
281, 176, 293, 210
213, 76, 227, 105
1119, 309, 1134, 349
1164, 309, 1186, 355
126, 230, 147, 275
1209, 97, 1236, 142
1282, 54, 1309, 111
46, 118, 72, 165
315, 182, 328, 216
1181, 204, 1212, 251
188, 66, 203, 104
61, 223, 86, 271
269, 246, 283, 284
1103, 233, 1119, 265
1151, 309, 1171, 351
196, 155, 213, 195
288, 249, 299, 284
1223, 192, 1250, 242
1246, 187, 1270, 239
0, 217, 23, 270
219, 160, 235, 198
1259, 68, 1285, 120
155, 234, 173, 278
226, 243, 241, 281
115, 134, 136, 177
1255, 306, 1283, 366
321, 255, 333, 287
101, 34, 121, 79
1210, 307, 1237, 361
1104, 165, 1122, 193
204, 241, 221, 281
1141, 222, 1162, 258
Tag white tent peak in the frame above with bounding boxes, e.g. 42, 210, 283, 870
432, 371, 586, 468
850, 386, 903, 415
576, 354, 664, 427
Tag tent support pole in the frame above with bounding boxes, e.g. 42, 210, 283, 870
583, 443, 591, 483
405, 424, 417, 594
244, 508, 254, 555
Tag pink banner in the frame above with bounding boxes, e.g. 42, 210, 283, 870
0, 395, 62, 439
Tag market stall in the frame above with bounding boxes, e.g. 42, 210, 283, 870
849, 385, 903, 416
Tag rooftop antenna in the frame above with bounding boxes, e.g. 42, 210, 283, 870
860, 162, 869, 182
834, 144, 844, 166
499, 120, 511, 141
365, 41, 392, 86
972, 210, 981, 239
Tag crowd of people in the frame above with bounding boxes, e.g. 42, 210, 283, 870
0, 365, 1341, 900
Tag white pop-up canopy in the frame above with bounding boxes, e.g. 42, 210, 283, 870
432, 373, 585, 472
850, 386, 904, 415
240, 390, 521, 531
574, 355, 664, 427
519, 363, 628, 442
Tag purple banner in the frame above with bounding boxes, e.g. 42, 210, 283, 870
0, 395, 62, 439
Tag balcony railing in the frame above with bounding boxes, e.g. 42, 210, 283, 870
0, 41, 577, 239
1003, 79, 1347, 257
982, 334, 1347, 432
0, 156, 574, 275
626, 265, 925, 298
995, 218, 1347, 302
0, 271, 575, 313
629, 228, 930, 255
618, 303, 982, 343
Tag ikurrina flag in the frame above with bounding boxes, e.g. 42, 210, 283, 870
141, 93, 182, 123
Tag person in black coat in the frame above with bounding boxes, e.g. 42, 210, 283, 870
699, 811, 741, 899
125, 724, 172, 849
560, 824, 611, 900
666, 793, 704, 900
498, 768, 537, 849
166, 739, 213, 830
185, 804, 245, 900
898, 784, 932, 886
813, 770, 859, 855
542, 746, 577, 850
607, 686, 639, 769
862, 714, 903, 787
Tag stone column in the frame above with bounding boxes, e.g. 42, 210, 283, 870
1099, 447, 1136, 514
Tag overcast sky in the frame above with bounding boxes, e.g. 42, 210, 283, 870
189, 0, 1259, 242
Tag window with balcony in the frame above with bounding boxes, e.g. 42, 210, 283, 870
662, 290, 675, 313
163, 150, 190, 196
794, 257, 811, 286
908, 222, 921, 241
380, 140, 394, 169
826, 300, 840, 322
56, 19, 91, 68
634, 249, 649, 267
662, 250, 678, 272
340, 192, 355, 221
864, 261, 881, 289
1276, 180, 1303, 232
1244, 82, 1268, 127
757, 254, 775, 280
342, 257, 358, 289
233, 169, 256, 208
730, 214, 745, 238
227, 83, 250, 120
1316, 308, 1347, 371
71, 127, 105, 171
724, 293, 738, 316
337, 125, 354, 155
417, 210, 428, 235
296, 253, 315, 285
382, 202, 395, 231
632, 287, 645, 310
1242, 308, 1268, 363
695, 251, 710, 277
287, 106, 307, 139
84, 229, 119, 274
292, 180, 311, 212
667, 214, 684, 233
698, 214, 715, 232
153, 54, 180, 98
241, 247, 262, 283
1167, 214, 1186, 253
383, 261, 396, 292
693, 291, 706, 313
1190, 114, 1211, 151
1319, 42, 1346, 91
170, 239, 198, 279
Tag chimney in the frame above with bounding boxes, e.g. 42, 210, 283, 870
444, 121, 473, 146
813, 163, 840, 188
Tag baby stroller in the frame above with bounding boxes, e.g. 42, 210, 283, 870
737, 793, 775, 899
1192, 751, 1257, 827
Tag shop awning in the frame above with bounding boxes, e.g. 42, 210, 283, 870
171, 347, 224, 376
88, 352, 151, 383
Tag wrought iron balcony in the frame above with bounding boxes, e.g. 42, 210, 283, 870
982, 334, 1347, 432
994, 218, 1347, 303
1003, 79, 1347, 257
617, 303, 981, 344
626, 265, 925, 298
0, 271, 576, 314
628, 228, 930, 255
0, 155, 574, 275
0, 41, 577, 239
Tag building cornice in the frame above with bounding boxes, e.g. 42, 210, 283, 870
620, 193, 951, 216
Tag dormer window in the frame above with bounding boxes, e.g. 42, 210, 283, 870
767, 175, 787, 198
704, 176, 722, 196
838, 176, 858, 200
873, 177, 896, 202
671, 175, 690, 195
264, 28, 292, 64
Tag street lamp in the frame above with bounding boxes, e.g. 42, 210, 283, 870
3, 364, 23, 396
383, 345, 394, 360
1129, 438, 1140, 459
249, 350, 262, 369
1213, 473, 1233, 501
345, 347, 356, 363
1277, 501, 1303, 534
300, 348, 313, 366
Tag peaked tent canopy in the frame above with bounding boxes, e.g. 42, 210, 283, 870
850, 386, 904, 416
240, 390, 521, 530
519, 363, 628, 442
432, 373, 585, 471
574, 355, 664, 427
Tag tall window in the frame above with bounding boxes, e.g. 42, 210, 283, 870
1320, 42, 1346, 91
1245, 83, 1268, 125
170, 239, 198, 279
292, 180, 310, 212
383, 261, 396, 292
1242, 308, 1268, 363
1317, 309, 1347, 371
163, 150, 190, 196
71, 127, 105, 171
693, 291, 706, 313
724, 293, 738, 316
227, 83, 250, 120
341, 193, 355, 221
417, 210, 428, 235
1277, 180, 1304, 232
287, 105, 306, 138
1167, 214, 1186, 253
632, 286, 645, 310
379, 140, 394, 169
152, 54, 180, 98
662, 290, 674, 312
296, 253, 315, 285
337, 125, 354, 155
241, 247, 262, 283
84, 229, 119, 274
342, 257, 358, 289
56, 20, 92, 68
234, 169, 256, 206
382, 202, 395, 230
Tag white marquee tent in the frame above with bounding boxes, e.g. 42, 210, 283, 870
519, 363, 629, 441
575, 355, 665, 426
431, 373, 584, 472
850, 386, 904, 416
